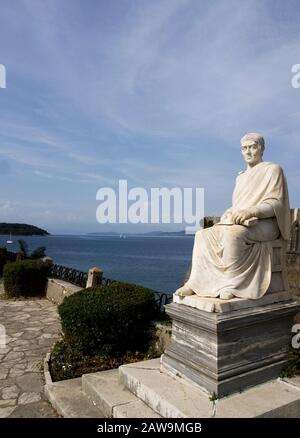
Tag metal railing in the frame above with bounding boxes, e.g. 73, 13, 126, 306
154, 292, 173, 313
100, 277, 116, 286
48, 263, 173, 313
2, 250, 173, 312
50, 263, 88, 288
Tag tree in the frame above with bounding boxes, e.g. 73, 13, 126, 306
17, 240, 47, 260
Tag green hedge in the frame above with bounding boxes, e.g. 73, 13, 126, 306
0, 247, 8, 277
3, 259, 50, 297
58, 282, 157, 356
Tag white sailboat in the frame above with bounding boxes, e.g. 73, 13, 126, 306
6, 233, 13, 244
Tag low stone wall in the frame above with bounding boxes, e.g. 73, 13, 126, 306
287, 253, 300, 323
287, 253, 300, 302
46, 278, 83, 305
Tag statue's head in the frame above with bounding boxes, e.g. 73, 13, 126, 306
240, 132, 264, 167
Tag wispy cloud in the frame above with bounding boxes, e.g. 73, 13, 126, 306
0, 0, 299, 231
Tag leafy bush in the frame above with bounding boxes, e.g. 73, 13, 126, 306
3, 259, 50, 297
280, 347, 300, 378
204, 218, 214, 228
0, 247, 8, 277
18, 240, 29, 258
58, 281, 157, 357
30, 246, 47, 259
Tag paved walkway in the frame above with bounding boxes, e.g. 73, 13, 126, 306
0, 286, 61, 417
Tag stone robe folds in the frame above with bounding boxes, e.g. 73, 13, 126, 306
186, 161, 291, 299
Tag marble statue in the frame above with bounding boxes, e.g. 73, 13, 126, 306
175, 133, 291, 300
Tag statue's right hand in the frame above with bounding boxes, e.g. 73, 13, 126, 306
232, 209, 256, 225
220, 211, 233, 223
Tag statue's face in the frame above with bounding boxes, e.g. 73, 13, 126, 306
240, 140, 263, 166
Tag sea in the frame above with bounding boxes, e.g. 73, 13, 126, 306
0, 234, 194, 294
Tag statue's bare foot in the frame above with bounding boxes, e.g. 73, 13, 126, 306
175, 284, 195, 297
219, 291, 234, 300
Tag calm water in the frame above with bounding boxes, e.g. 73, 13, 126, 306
0, 235, 194, 294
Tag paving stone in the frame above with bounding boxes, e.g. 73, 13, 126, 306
11, 332, 24, 338
16, 373, 43, 393
0, 406, 16, 418
0, 378, 17, 390
0, 399, 16, 407
12, 345, 33, 352
18, 392, 42, 405
2, 385, 20, 399
2, 360, 26, 368
9, 369, 26, 378
10, 315, 31, 321
8, 401, 58, 418
12, 339, 32, 346
13, 363, 27, 370
25, 359, 42, 372
0, 369, 8, 380
23, 327, 41, 332
42, 318, 58, 323
40, 333, 54, 339
4, 351, 25, 362
21, 332, 41, 340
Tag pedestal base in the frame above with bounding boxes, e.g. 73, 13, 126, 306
161, 300, 300, 397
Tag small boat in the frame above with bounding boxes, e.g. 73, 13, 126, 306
6, 233, 13, 244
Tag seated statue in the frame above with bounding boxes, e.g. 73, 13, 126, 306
175, 133, 291, 300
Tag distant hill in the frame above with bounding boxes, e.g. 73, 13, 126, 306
88, 232, 119, 236
88, 230, 191, 236
144, 230, 188, 236
0, 223, 49, 236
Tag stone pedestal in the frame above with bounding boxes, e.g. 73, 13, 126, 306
161, 300, 300, 398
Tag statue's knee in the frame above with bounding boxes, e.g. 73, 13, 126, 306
223, 225, 248, 242
195, 229, 204, 238
195, 227, 211, 240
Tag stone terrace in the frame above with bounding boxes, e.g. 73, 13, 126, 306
0, 288, 61, 418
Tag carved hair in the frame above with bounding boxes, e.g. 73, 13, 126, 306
240, 133, 265, 152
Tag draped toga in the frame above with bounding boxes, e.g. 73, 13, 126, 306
186, 161, 290, 299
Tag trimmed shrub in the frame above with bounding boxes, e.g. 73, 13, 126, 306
0, 247, 8, 277
58, 282, 157, 356
3, 259, 50, 297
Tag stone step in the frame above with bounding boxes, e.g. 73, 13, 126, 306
82, 369, 161, 418
119, 358, 300, 418
45, 378, 104, 418
119, 358, 213, 418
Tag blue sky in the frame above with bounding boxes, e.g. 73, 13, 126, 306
0, 0, 299, 233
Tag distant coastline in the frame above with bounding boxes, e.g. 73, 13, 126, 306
88, 230, 192, 237
0, 223, 50, 236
